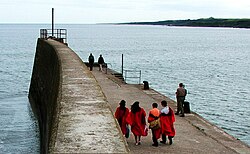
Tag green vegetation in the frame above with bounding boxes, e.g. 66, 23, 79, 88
124, 17, 250, 28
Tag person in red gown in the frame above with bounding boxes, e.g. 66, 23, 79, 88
160, 100, 175, 145
148, 103, 161, 147
115, 100, 130, 137
127, 101, 147, 145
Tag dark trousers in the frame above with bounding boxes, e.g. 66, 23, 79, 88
162, 134, 173, 143
177, 96, 185, 115
162, 134, 166, 142
89, 64, 93, 71
151, 129, 158, 145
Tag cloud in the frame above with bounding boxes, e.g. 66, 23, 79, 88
1, 0, 250, 23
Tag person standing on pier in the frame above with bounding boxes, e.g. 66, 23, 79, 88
148, 103, 161, 147
88, 53, 94, 71
127, 101, 147, 145
98, 54, 105, 71
160, 100, 175, 145
175, 83, 187, 117
115, 100, 130, 138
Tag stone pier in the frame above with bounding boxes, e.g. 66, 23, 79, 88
29, 39, 128, 153
28, 38, 250, 154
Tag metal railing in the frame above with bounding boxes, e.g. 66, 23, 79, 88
124, 69, 141, 84
40, 29, 67, 43
105, 63, 112, 74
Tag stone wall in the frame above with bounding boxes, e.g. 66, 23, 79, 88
29, 38, 61, 154
28, 39, 128, 153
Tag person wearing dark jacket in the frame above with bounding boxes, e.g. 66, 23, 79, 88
98, 54, 104, 71
88, 53, 94, 71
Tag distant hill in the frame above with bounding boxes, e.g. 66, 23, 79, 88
122, 17, 250, 28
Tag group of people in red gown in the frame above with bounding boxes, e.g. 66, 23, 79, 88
115, 100, 175, 147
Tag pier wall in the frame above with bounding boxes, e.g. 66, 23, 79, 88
29, 39, 61, 154
28, 39, 128, 153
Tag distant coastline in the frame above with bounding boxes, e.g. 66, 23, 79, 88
121, 17, 250, 28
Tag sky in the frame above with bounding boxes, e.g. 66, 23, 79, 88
1, 0, 250, 24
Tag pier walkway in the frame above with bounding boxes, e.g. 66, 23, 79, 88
91, 67, 250, 154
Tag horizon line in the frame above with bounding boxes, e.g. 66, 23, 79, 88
1, 17, 250, 25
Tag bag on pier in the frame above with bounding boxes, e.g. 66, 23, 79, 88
184, 101, 191, 113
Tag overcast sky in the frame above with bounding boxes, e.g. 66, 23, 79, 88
1, 0, 250, 23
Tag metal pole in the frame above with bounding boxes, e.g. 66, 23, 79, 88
122, 54, 124, 77
139, 70, 141, 84
52, 8, 54, 36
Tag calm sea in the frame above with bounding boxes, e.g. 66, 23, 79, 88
0, 24, 249, 152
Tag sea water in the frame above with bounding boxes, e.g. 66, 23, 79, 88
0, 24, 40, 153
0, 24, 249, 153
67, 24, 250, 145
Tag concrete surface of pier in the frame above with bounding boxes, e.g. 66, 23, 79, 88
91, 67, 250, 154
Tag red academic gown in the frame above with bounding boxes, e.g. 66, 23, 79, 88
148, 108, 161, 139
127, 108, 147, 136
115, 107, 129, 135
160, 107, 176, 137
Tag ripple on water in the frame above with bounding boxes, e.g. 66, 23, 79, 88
0, 97, 39, 153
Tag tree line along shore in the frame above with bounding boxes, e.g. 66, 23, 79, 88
122, 17, 250, 28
